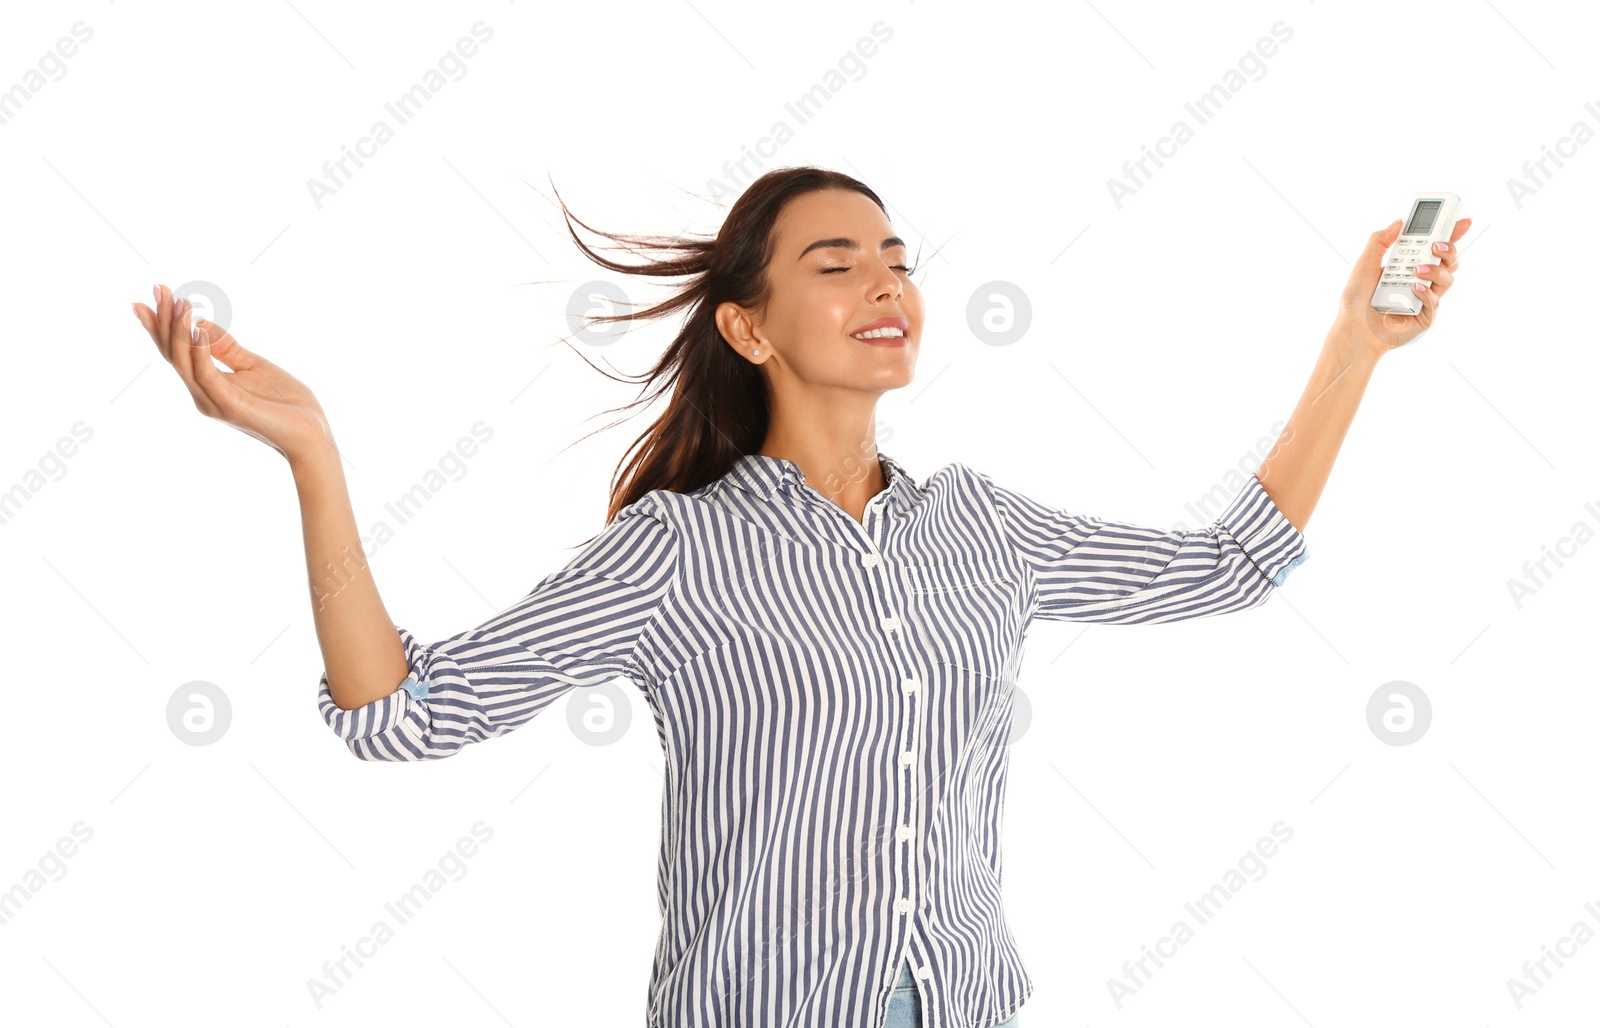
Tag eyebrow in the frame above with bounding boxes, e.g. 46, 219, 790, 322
798, 236, 906, 260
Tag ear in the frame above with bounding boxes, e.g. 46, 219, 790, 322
714, 301, 765, 360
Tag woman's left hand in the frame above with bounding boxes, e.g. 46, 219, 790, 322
1332, 215, 1473, 359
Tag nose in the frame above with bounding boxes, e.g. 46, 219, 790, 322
870, 262, 901, 302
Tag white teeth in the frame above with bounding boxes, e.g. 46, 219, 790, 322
851, 327, 906, 339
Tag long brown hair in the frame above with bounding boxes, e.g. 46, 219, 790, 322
543, 165, 898, 539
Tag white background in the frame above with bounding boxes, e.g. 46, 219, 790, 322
1, 0, 1594, 1024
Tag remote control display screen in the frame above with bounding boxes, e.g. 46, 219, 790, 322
1405, 200, 1441, 236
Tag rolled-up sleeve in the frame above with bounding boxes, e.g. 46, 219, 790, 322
316, 494, 680, 761
975, 469, 1308, 625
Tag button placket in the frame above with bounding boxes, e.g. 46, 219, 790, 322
833, 490, 924, 931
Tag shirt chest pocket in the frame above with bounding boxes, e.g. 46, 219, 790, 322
900, 558, 1013, 595
896, 558, 1022, 689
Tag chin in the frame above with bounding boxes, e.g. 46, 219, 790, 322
875, 366, 916, 389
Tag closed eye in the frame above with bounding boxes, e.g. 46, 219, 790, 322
822, 265, 917, 274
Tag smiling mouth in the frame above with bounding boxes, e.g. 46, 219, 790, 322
850, 327, 909, 345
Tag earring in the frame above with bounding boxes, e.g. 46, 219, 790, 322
753, 349, 760, 356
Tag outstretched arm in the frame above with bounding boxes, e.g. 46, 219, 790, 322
1255, 215, 1472, 531
1251, 331, 1377, 534
973, 214, 1473, 626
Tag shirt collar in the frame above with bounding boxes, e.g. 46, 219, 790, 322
723, 450, 916, 515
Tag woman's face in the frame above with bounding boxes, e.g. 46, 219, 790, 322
719, 187, 923, 393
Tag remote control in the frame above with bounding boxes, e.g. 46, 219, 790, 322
1371, 192, 1462, 316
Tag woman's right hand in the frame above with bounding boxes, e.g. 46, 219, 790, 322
132, 284, 338, 467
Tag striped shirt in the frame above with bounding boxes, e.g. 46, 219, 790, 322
318, 451, 1309, 1028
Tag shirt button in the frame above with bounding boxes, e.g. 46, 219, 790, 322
896, 824, 912, 841
896, 897, 912, 914
881, 615, 900, 633
901, 677, 919, 694
900, 750, 914, 766
860, 552, 880, 569
917, 965, 932, 980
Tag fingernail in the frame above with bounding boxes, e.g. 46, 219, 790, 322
1437, 242, 1448, 251
153, 285, 161, 304
1414, 282, 1427, 293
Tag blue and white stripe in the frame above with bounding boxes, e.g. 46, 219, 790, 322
318, 451, 1308, 1028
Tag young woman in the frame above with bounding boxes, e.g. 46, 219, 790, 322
131, 166, 1468, 1028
